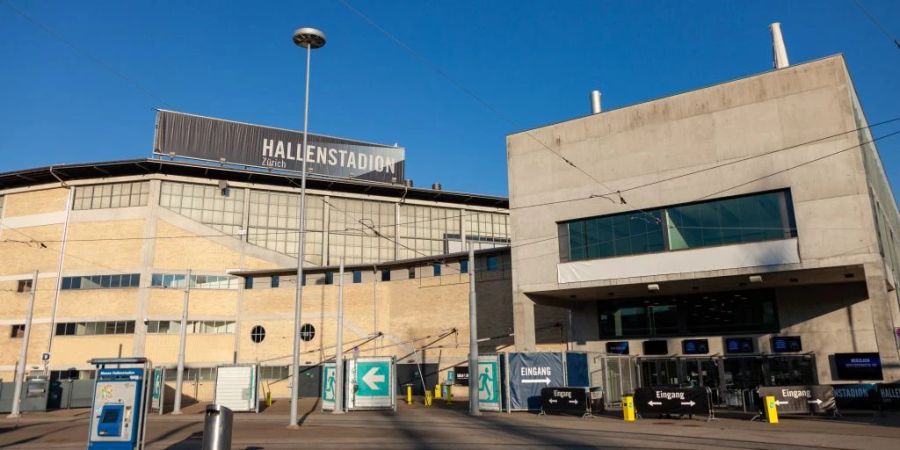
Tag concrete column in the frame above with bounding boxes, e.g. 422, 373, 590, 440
512, 291, 536, 351
134, 179, 161, 356
863, 262, 900, 381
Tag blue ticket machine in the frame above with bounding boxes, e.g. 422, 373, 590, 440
88, 362, 150, 450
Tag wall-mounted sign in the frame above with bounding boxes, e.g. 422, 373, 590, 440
834, 353, 883, 380
681, 339, 709, 355
606, 341, 629, 355
154, 110, 405, 184
643, 340, 668, 356
771, 336, 802, 353
724, 337, 754, 354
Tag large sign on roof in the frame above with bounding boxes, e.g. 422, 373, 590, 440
153, 110, 405, 183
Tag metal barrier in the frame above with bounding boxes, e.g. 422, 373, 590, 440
588, 354, 638, 407
201, 404, 233, 450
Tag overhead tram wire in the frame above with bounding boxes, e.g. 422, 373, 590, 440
851, 0, 900, 50
335, 0, 622, 205
0, 0, 171, 108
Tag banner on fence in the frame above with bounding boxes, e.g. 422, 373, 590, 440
756, 385, 836, 415
634, 387, 712, 417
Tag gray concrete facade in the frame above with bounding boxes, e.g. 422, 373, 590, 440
507, 55, 900, 384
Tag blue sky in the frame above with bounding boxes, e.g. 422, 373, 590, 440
1, 0, 898, 197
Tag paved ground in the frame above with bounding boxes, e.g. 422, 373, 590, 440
2, 398, 900, 449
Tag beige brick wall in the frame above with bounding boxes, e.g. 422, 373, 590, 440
2, 188, 68, 217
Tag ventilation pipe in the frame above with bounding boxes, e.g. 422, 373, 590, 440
770, 22, 789, 69
590, 90, 602, 114
431, 183, 442, 191
404, 179, 414, 188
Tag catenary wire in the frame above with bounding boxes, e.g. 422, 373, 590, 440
851, 0, 900, 49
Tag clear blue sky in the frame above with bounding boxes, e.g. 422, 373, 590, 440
1, 0, 898, 198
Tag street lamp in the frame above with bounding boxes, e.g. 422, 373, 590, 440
288, 26, 326, 430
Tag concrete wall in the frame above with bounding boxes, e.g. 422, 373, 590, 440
507, 55, 900, 381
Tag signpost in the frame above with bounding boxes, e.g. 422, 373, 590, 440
321, 363, 336, 411
507, 352, 565, 411
755, 386, 837, 417
477, 355, 502, 412
634, 387, 713, 419
347, 357, 395, 411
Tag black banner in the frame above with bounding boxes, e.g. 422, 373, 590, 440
634, 387, 711, 417
154, 110, 405, 183
833, 384, 880, 410
877, 383, 900, 410
541, 387, 589, 416
756, 385, 837, 415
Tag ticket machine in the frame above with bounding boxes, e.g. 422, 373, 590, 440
87, 358, 151, 450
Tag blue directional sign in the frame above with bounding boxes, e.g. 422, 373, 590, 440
348, 357, 395, 410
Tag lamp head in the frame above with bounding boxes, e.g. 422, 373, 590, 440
293, 27, 326, 49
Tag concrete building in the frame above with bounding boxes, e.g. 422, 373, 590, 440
508, 55, 900, 392
0, 153, 515, 401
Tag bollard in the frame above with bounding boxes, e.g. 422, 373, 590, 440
445, 388, 453, 405
265, 391, 272, 408
764, 395, 779, 424
406, 385, 413, 405
434, 384, 442, 399
622, 395, 635, 422
201, 404, 233, 450
424, 391, 433, 407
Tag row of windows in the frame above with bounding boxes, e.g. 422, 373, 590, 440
150, 274, 239, 289
597, 290, 778, 338
55, 321, 136, 336
61, 274, 141, 290
164, 367, 217, 381
562, 190, 796, 262
73, 182, 149, 210
259, 365, 290, 380
160, 181, 244, 236
146, 320, 235, 334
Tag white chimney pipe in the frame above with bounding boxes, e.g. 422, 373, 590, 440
590, 90, 602, 114
770, 22, 789, 69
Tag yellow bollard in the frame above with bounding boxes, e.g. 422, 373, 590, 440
265, 390, 273, 407
445, 388, 453, 405
424, 391, 433, 407
764, 395, 779, 424
622, 395, 636, 422
434, 384, 442, 399
406, 385, 413, 405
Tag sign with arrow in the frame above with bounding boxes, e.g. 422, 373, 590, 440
634, 387, 712, 418
508, 352, 565, 411
756, 386, 836, 415
347, 357, 395, 410
540, 387, 594, 416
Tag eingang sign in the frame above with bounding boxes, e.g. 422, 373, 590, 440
153, 110, 405, 183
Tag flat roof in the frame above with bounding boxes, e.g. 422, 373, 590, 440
0, 158, 508, 208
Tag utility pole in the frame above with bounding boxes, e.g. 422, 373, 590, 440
172, 269, 191, 415
334, 257, 345, 414
467, 247, 481, 416
8, 270, 38, 419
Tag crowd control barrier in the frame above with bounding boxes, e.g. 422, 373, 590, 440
539, 387, 604, 417
753, 385, 837, 420
634, 387, 714, 421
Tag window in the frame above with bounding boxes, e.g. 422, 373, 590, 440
562, 190, 796, 262
247, 189, 323, 264
433, 264, 442, 277
381, 270, 391, 282
160, 181, 244, 236
300, 323, 315, 342
73, 182, 149, 210
54, 321, 136, 336
61, 274, 140, 290
486, 255, 499, 272
244, 277, 253, 289
10, 324, 25, 338
352, 271, 362, 283
408, 268, 416, 279
16, 279, 32, 293
251, 325, 266, 343
150, 274, 237, 289
165, 368, 216, 381
460, 260, 468, 274
324, 272, 334, 285
259, 365, 289, 380
146, 321, 235, 334
271, 276, 280, 288
597, 289, 779, 338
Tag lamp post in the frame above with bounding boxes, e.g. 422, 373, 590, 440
288, 26, 326, 430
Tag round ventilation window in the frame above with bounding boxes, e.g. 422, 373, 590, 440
250, 325, 266, 343
300, 323, 315, 342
